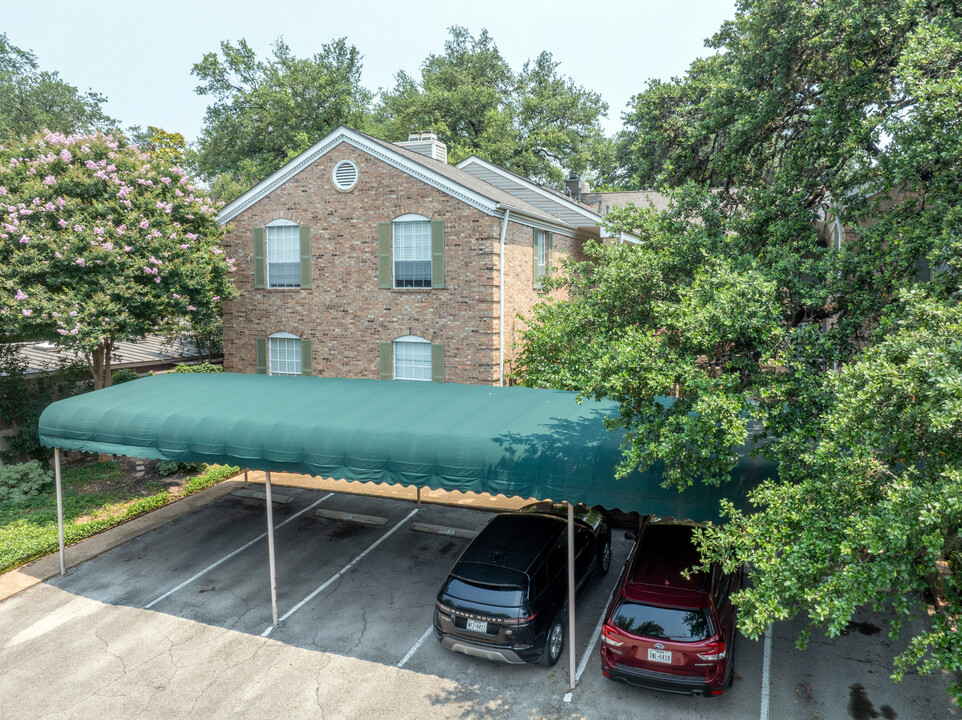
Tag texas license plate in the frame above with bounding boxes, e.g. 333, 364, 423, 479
466, 619, 488, 633
647, 648, 672, 664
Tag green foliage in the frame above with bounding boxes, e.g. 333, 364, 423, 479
172, 362, 223, 373
514, 0, 962, 699
0, 460, 52, 504
110, 368, 139, 385
0, 461, 238, 572
127, 125, 186, 165
156, 459, 201, 477
0, 34, 116, 139
0, 130, 237, 389
191, 37, 372, 201
376, 27, 611, 186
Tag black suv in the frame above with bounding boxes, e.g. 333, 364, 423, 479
433, 502, 611, 666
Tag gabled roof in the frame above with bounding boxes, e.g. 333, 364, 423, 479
455, 155, 607, 229
217, 126, 574, 233
6, 335, 204, 375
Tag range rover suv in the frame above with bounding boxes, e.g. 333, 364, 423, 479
600, 519, 741, 696
434, 502, 611, 666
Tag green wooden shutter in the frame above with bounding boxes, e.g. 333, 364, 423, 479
431, 220, 445, 289
546, 232, 553, 278
431, 343, 444, 383
255, 337, 268, 374
378, 223, 391, 288
299, 226, 312, 289
253, 228, 266, 289
378, 341, 393, 380
300, 339, 313, 376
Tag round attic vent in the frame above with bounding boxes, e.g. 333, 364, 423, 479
332, 160, 358, 191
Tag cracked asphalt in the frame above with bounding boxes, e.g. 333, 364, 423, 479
0, 480, 958, 719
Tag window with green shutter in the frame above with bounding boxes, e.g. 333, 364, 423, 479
381, 215, 443, 289
382, 336, 444, 382
259, 219, 310, 289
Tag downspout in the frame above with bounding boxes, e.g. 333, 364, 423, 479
498, 209, 511, 387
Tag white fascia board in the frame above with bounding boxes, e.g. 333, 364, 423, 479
457, 156, 604, 226
217, 126, 500, 224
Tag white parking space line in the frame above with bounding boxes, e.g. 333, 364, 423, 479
760, 622, 773, 720
261, 506, 420, 637
144, 493, 334, 609
574, 581, 619, 687
397, 625, 435, 668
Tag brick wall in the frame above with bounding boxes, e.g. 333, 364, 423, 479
222, 142, 506, 385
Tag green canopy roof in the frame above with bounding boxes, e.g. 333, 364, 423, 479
38, 373, 775, 521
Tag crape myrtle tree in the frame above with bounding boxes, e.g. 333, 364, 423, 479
514, 0, 962, 698
0, 130, 236, 389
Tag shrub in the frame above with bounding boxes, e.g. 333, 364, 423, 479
0, 461, 53, 504
173, 363, 223, 373
111, 368, 140, 385
157, 460, 202, 477
183, 465, 239, 495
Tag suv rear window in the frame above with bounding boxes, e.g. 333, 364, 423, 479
442, 577, 525, 607
611, 600, 713, 642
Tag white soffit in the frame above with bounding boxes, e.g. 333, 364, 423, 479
456, 156, 604, 228
217, 127, 501, 224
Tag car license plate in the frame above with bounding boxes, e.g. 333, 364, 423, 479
648, 648, 672, 664
466, 619, 488, 633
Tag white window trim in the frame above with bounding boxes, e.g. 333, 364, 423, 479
268, 331, 302, 376
265, 219, 300, 289
393, 335, 431, 382
392, 214, 432, 289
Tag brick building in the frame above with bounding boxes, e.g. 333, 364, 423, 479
217, 126, 628, 385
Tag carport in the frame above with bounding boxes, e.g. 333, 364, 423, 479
38, 373, 775, 689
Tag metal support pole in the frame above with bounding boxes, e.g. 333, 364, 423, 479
416, 486, 421, 509
55, 448, 65, 576
568, 502, 576, 690
264, 471, 279, 627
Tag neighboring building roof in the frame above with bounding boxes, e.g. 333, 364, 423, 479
580, 191, 671, 215
455, 155, 607, 229
217, 126, 575, 233
7, 335, 205, 375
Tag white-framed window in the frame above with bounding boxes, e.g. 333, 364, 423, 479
266, 219, 300, 288
394, 335, 432, 381
332, 160, 359, 191
534, 229, 547, 279
393, 214, 432, 288
269, 332, 302, 376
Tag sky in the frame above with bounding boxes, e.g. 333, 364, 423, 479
4, 0, 736, 143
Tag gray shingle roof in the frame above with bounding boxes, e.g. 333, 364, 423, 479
6, 335, 206, 375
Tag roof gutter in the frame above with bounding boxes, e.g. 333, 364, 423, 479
498, 208, 511, 387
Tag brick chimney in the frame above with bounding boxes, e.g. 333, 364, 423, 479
396, 131, 448, 163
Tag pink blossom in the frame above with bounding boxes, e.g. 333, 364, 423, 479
22, 308, 32, 316
73, 224, 83, 232
0, 187, 7, 196
103, 242, 113, 250
15, 289, 27, 301
19, 236, 29, 244
154, 277, 161, 284
44, 202, 55, 212
56, 197, 65, 207
160, 176, 171, 185
179, 244, 190, 250
58, 219, 68, 228
59, 149, 72, 163
172, 293, 181, 299
54, 251, 62, 258
57, 328, 68, 335
124, 245, 132, 252
139, 219, 149, 229
32, 197, 41, 206
84, 160, 98, 170
93, 227, 104, 236
69, 310, 77, 317
76, 258, 85, 267
213, 296, 220, 301
43, 175, 56, 186
187, 305, 196, 311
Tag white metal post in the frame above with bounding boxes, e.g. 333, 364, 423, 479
55, 448, 65, 576
568, 501, 576, 690
264, 471, 279, 627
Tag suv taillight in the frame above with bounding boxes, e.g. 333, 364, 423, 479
696, 640, 726, 661
502, 609, 538, 625
601, 623, 624, 647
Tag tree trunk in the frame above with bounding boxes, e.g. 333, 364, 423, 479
87, 338, 115, 390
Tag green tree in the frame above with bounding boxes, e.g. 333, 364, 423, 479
514, 0, 962, 698
0, 34, 116, 139
376, 27, 611, 186
0, 130, 237, 390
128, 125, 187, 165
191, 37, 372, 201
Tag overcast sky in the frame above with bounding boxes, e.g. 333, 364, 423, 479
5, 0, 735, 143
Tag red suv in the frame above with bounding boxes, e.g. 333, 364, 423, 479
600, 519, 740, 696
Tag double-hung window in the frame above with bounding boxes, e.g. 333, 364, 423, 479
378, 336, 444, 382
393, 216, 432, 288
532, 229, 552, 288
255, 332, 313, 375
377, 215, 444, 289
267, 221, 300, 288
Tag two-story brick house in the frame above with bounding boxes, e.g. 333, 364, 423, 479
217, 126, 627, 385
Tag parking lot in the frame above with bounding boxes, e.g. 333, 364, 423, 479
0, 481, 958, 719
